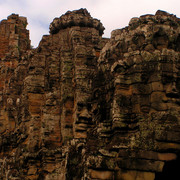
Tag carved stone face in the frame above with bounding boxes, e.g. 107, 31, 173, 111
161, 69, 180, 110
112, 58, 180, 114
71, 29, 85, 46
74, 101, 92, 138
111, 56, 180, 150
70, 27, 99, 139
137, 60, 179, 114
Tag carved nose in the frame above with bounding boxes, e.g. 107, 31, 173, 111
166, 83, 179, 98
79, 108, 91, 119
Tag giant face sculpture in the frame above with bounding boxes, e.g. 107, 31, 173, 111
70, 27, 99, 139
97, 12, 180, 156
74, 101, 92, 138
110, 50, 180, 151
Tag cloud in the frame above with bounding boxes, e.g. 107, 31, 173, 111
0, 0, 180, 47
0, 0, 102, 46
91, 0, 180, 37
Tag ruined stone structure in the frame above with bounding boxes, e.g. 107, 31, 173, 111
0, 9, 180, 180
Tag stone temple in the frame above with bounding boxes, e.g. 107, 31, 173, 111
0, 8, 180, 180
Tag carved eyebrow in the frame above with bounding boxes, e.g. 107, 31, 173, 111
161, 75, 175, 83
77, 102, 85, 107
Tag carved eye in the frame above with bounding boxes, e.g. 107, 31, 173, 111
176, 78, 180, 91
77, 102, 84, 111
162, 76, 174, 84
116, 95, 131, 107
141, 73, 149, 83
87, 103, 92, 111
72, 36, 80, 43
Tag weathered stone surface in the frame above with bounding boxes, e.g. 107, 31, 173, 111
0, 9, 180, 180
96, 9, 180, 180
49, 8, 105, 36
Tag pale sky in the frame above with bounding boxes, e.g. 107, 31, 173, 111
0, 0, 179, 47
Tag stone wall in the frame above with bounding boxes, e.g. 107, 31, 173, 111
0, 9, 180, 180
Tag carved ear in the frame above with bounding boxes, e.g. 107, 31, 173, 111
111, 60, 128, 73
152, 28, 168, 49
175, 34, 180, 51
